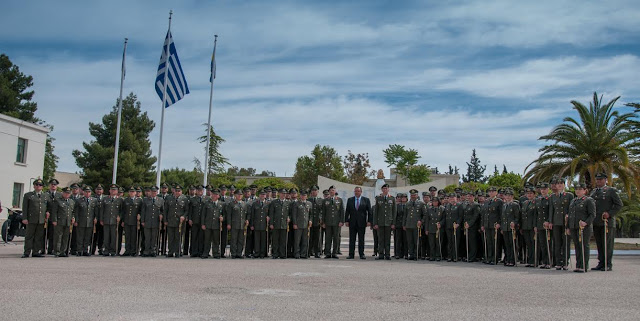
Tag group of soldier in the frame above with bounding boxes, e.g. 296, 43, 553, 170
20, 172, 622, 273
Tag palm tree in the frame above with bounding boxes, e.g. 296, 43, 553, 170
524, 92, 640, 193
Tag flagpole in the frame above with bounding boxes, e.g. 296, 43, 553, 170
156, 10, 172, 187
112, 38, 128, 185
203, 35, 218, 189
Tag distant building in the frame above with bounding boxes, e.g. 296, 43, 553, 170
54, 171, 82, 188
0, 113, 50, 209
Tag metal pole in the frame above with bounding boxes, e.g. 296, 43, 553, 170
203, 35, 218, 189
112, 38, 128, 184
155, 10, 173, 186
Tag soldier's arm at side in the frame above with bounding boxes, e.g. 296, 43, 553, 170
586, 198, 596, 225
365, 197, 372, 224
22, 193, 30, 222
339, 198, 345, 224
609, 189, 623, 217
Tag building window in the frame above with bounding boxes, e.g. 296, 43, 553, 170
12, 183, 23, 208
16, 137, 27, 163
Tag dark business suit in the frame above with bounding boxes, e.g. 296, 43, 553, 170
345, 196, 371, 258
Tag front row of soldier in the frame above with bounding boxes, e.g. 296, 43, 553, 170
20, 173, 622, 273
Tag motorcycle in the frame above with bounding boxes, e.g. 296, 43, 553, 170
2, 207, 26, 243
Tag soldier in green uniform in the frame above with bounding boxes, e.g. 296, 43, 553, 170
521, 187, 537, 267
590, 173, 623, 271
482, 187, 502, 265
225, 189, 249, 258
91, 184, 105, 255
462, 191, 481, 262
420, 192, 432, 260
292, 189, 312, 259
187, 185, 206, 257
163, 185, 188, 257
250, 189, 270, 258
373, 184, 396, 260
244, 187, 256, 258
550, 177, 574, 270
269, 188, 290, 259
308, 186, 323, 258
219, 184, 231, 257
121, 186, 142, 256
500, 189, 520, 266
536, 182, 552, 269
321, 186, 344, 259
445, 193, 463, 262
42, 178, 61, 255
51, 187, 75, 257
425, 196, 445, 261
140, 186, 163, 257
21, 179, 49, 258
567, 183, 596, 272
69, 183, 80, 255
74, 186, 98, 256
394, 193, 406, 259
403, 189, 424, 260
477, 192, 488, 262
202, 188, 224, 259
101, 184, 122, 256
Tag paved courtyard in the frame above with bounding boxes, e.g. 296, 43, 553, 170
1, 235, 638, 321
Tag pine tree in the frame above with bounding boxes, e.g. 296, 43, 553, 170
462, 149, 487, 183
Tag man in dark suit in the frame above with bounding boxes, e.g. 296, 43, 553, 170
344, 187, 372, 259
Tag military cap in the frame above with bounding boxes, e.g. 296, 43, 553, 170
322, 190, 329, 195
128, 186, 136, 192
118, 187, 124, 193
109, 184, 119, 190
448, 193, 456, 197
525, 187, 535, 193
33, 179, 44, 186
328, 185, 336, 190
288, 188, 297, 194
70, 183, 79, 189
48, 178, 59, 185
454, 187, 462, 193
194, 185, 202, 190
574, 182, 587, 189
311, 185, 320, 191
300, 189, 308, 195
429, 186, 437, 192
205, 184, 214, 190
61, 187, 71, 193
539, 182, 550, 188
188, 185, 196, 190
437, 189, 445, 195
233, 189, 242, 195
264, 187, 272, 192
96, 184, 104, 190
84, 186, 92, 192
136, 186, 142, 192
143, 186, 150, 191
484, 193, 490, 198
475, 190, 483, 196
381, 183, 390, 189
432, 196, 440, 203
249, 184, 258, 189
160, 182, 169, 188
242, 187, 250, 192
504, 189, 514, 195
229, 185, 236, 190
595, 172, 607, 179
409, 189, 419, 195
220, 184, 228, 190
396, 193, 402, 197
259, 189, 267, 194
279, 188, 288, 193
174, 184, 183, 190
519, 189, 525, 195
524, 182, 532, 188
488, 186, 497, 192
211, 188, 221, 194
497, 188, 504, 194
422, 191, 429, 196
150, 186, 158, 192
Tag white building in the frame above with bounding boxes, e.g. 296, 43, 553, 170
0, 113, 49, 210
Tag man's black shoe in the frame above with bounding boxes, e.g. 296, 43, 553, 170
591, 266, 603, 271
384, 256, 391, 260
325, 255, 331, 259
33, 253, 44, 257
21, 254, 29, 258
346, 256, 354, 259
375, 256, 384, 260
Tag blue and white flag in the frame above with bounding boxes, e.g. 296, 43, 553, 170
210, 41, 216, 83
155, 31, 189, 107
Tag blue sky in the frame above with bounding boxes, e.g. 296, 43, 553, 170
2, 0, 639, 178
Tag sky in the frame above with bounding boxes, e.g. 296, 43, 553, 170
2, 0, 640, 179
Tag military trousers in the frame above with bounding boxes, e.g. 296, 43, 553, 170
91, 223, 103, 254
571, 227, 592, 269
166, 226, 181, 256
230, 228, 246, 257
103, 224, 118, 255
428, 231, 442, 259
245, 228, 254, 257
117, 223, 123, 255
124, 224, 138, 255
522, 229, 535, 265
53, 224, 71, 255
309, 226, 321, 256
538, 229, 552, 265
24, 223, 44, 256
324, 225, 341, 256
502, 230, 515, 264
253, 230, 267, 258
138, 228, 145, 255
372, 227, 379, 255
552, 225, 567, 267
465, 227, 478, 261
76, 226, 92, 254
272, 228, 287, 258
287, 222, 295, 257
202, 228, 220, 258
593, 225, 614, 268
293, 228, 309, 258
70, 227, 77, 254
377, 226, 392, 257
485, 228, 497, 263
419, 227, 429, 259
220, 221, 229, 257
143, 227, 158, 255
182, 222, 191, 255
394, 228, 406, 258
405, 228, 419, 258
446, 227, 460, 260
43, 221, 54, 254
190, 223, 204, 256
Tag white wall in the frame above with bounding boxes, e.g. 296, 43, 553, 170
0, 114, 49, 210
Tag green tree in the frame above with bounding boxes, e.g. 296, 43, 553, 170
0, 53, 58, 180
462, 149, 487, 183
383, 144, 431, 185
525, 92, 640, 192
487, 171, 523, 193
226, 167, 275, 177
161, 167, 202, 187
444, 182, 489, 194
292, 145, 346, 188
72, 93, 156, 188
447, 164, 459, 175
251, 177, 297, 191
343, 150, 375, 185
195, 123, 229, 175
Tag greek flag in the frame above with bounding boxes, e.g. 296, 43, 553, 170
210, 43, 216, 82
155, 31, 189, 107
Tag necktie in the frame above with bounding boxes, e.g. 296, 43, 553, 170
356, 198, 360, 210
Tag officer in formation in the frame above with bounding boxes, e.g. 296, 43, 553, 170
20, 175, 621, 274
